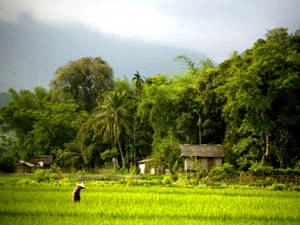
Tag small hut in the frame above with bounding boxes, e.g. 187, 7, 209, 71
16, 160, 35, 173
138, 158, 156, 174
180, 144, 225, 171
31, 155, 53, 168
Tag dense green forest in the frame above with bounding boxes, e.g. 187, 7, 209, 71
0, 28, 299, 173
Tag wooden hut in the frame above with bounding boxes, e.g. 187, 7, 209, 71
16, 160, 35, 173
180, 144, 225, 171
31, 155, 53, 168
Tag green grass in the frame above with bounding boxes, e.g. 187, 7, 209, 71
0, 177, 300, 225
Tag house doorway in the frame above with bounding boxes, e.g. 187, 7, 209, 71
207, 158, 215, 170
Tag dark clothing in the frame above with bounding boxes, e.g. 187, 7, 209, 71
73, 187, 81, 202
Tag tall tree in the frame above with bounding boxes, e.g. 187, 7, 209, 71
132, 71, 144, 96
138, 75, 177, 140
217, 28, 300, 168
1, 87, 49, 135
92, 89, 134, 167
30, 101, 79, 156
50, 57, 114, 112
174, 87, 202, 144
174, 56, 221, 144
0, 87, 79, 161
197, 67, 226, 144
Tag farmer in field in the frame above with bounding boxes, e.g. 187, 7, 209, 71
72, 183, 85, 202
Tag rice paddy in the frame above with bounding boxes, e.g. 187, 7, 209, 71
0, 177, 299, 225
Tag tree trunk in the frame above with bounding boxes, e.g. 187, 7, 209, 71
117, 139, 125, 168
265, 134, 269, 157
262, 134, 270, 165
198, 117, 202, 144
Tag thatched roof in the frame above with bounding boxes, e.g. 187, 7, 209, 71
31, 155, 53, 165
180, 144, 225, 158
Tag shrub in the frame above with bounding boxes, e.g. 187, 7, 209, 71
283, 168, 300, 176
248, 164, 300, 176
0, 155, 15, 173
271, 183, 286, 191
208, 163, 238, 181
248, 163, 273, 176
152, 137, 181, 174
163, 175, 173, 185
125, 175, 133, 186
250, 177, 275, 188
32, 169, 57, 183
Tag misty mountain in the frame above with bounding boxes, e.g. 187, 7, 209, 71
0, 92, 11, 106
0, 15, 206, 92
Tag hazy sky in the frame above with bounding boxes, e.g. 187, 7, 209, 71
1, 0, 299, 62
0, 0, 300, 92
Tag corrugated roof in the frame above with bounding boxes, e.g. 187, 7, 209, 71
180, 144, 225, 157
138, 158, 154, 164
17, 160, 35, 167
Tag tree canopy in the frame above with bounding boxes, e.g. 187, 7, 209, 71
0, 28, 299, 172
50, 57, 114, 112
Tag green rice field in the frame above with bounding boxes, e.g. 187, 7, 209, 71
0, 178, 300, 225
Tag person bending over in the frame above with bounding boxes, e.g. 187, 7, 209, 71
72, 183, 85, 202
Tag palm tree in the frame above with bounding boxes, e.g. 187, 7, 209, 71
92, 90, 134, 167
132, 71, 144, 96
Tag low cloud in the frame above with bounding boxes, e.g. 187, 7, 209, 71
1, 0, 299, 62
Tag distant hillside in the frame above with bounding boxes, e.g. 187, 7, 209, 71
0, 92, 11, 107
0, 15, 206, 93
